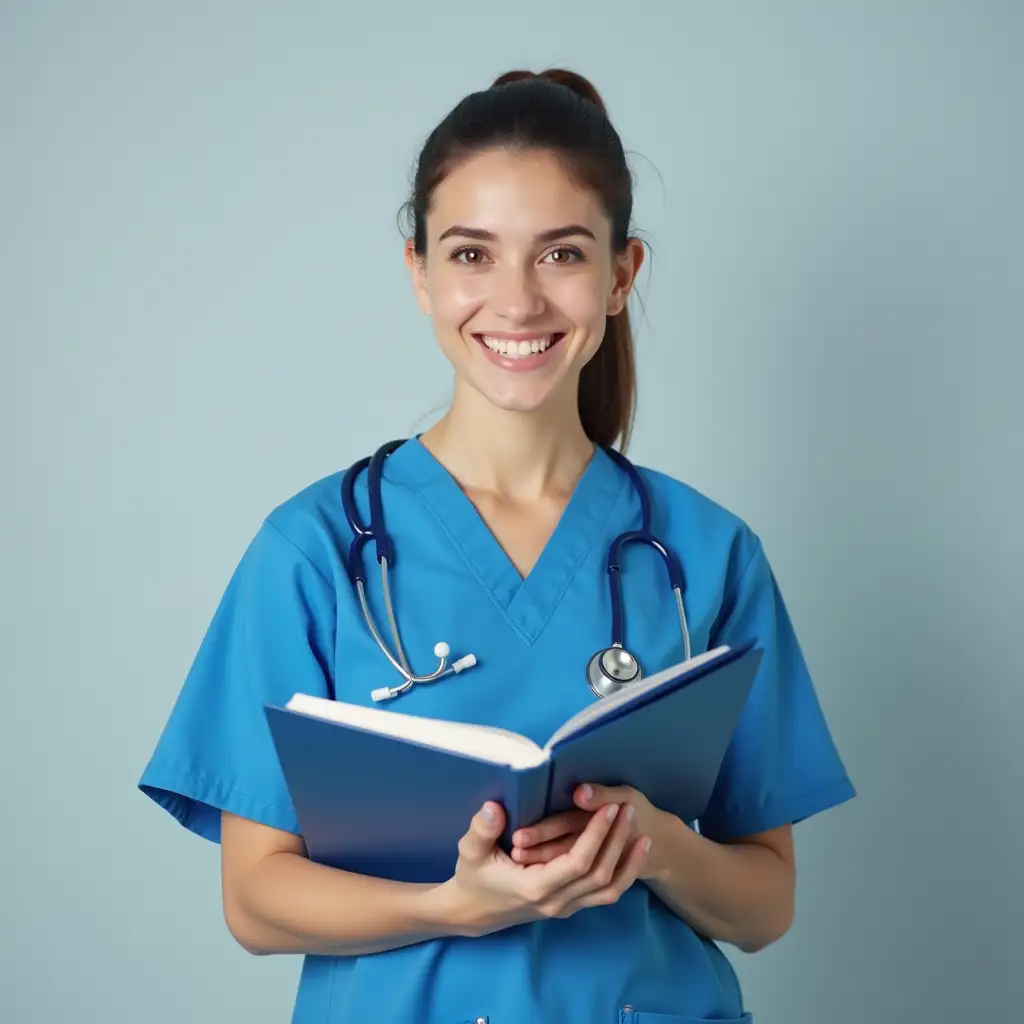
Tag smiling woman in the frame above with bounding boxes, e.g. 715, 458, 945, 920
139, 67, 855, 1024
401, 69, 644, 455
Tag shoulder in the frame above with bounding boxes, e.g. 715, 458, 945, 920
243, 469, 352, 593
629, 459, 764, 585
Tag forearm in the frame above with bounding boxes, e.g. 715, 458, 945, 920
227, 850, 462, 957
643, 814, 794, 953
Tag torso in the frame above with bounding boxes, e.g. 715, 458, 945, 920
142, 434, 851, 1024
282, 438, 756, 1022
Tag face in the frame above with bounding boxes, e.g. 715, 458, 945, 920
406, 147, 644, 420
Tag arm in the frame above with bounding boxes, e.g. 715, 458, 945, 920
643, 813, 795, 954
220, 798, 650, 957
220, 812, 462, 957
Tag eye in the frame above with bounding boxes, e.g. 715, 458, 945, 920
543, 246, 586, 265
449, 246, 490, 265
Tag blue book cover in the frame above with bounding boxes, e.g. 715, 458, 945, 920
264, 639, 762, 883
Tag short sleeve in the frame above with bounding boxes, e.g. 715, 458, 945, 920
697, 534, 855, 843
138, 518, 336, 842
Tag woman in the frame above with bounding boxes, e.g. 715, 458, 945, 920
140, 69, 855, 1023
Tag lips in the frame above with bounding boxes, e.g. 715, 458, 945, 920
471, 331, 568, 372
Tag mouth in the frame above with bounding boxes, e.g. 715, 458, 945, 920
472, 332, 567, 360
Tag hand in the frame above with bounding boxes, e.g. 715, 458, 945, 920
441, 797, 652, 938
510, 784, 664, 881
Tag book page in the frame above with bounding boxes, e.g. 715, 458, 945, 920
285, 694, 549, 770
544, 646, 730, 750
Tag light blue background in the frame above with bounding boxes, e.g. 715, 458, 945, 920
3, 3, 1022, 1022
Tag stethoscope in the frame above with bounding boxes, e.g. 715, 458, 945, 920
341, 439, 691, 703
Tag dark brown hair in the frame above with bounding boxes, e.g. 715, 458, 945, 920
401, 68, 639, 452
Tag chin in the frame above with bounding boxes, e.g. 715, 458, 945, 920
473, 380, 561, 417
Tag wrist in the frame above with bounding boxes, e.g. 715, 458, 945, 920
640, 809, 695, 884
418, 879, 481, 939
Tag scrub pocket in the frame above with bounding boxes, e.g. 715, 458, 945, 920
620, 1011, 753, 1023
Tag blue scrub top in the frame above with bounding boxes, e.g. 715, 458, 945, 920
139, 438, 855, 1024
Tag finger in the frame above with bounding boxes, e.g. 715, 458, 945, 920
554, 803, 636, 906
512, 835, 576, 865
574, 783, 635, 811
457, 801, 505, 865
513, 810, 588, 849
540, 802, 622, 891
560, 835, 651, 915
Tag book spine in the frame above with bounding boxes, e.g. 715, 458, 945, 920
498, 764, 551, 851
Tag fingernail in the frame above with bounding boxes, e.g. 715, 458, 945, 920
625, 804, 635, 822
581, 784, 593, 802
482, 804, 495, 824
642, 837, 652, 853
606, 804, 619, 821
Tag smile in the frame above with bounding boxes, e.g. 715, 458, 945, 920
473, 333, 566, 360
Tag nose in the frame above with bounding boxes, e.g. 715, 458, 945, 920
491, 263, 546, 321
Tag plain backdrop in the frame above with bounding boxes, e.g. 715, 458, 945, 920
3, 3, 1022, 1022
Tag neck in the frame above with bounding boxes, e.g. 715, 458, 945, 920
420, 384, 594, 501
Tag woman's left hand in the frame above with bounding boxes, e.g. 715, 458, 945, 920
510, 783, 665, 881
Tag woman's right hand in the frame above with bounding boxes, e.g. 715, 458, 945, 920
440, 799, 651, 938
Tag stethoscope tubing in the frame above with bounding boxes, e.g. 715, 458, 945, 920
341, 439, 690, 697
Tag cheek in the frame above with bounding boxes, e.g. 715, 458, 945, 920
428, 275, 483, 330
560, 279, 611, 354
554, 272, 610, 320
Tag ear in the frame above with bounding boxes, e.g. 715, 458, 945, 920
606, 237, 645, 317
405, 239, 432, 316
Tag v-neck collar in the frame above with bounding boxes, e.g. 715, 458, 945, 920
383, 437, 628, 643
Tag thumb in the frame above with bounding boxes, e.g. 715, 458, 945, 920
458, 801, 505, 864
573, 783, 633, 810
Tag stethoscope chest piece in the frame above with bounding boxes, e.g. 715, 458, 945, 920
586, 644, 641, 699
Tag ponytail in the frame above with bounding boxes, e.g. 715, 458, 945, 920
579, 310, 636, 451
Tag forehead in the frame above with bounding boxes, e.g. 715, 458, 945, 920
428, 148, 608, 238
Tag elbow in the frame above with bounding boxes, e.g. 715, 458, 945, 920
234, 937, 273, 957
735, 932, 780, 955
735, 896, 795, 955
233, 931, 275, 957
224, 909, 267, 956
223, 891, 276, 956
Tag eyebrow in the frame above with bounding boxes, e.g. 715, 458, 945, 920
436, 224, 597, 244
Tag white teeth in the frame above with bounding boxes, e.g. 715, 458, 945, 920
479, 334, 557, 358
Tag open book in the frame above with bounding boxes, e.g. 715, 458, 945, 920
285, 646, 729, 771
265, 639, 762, 883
